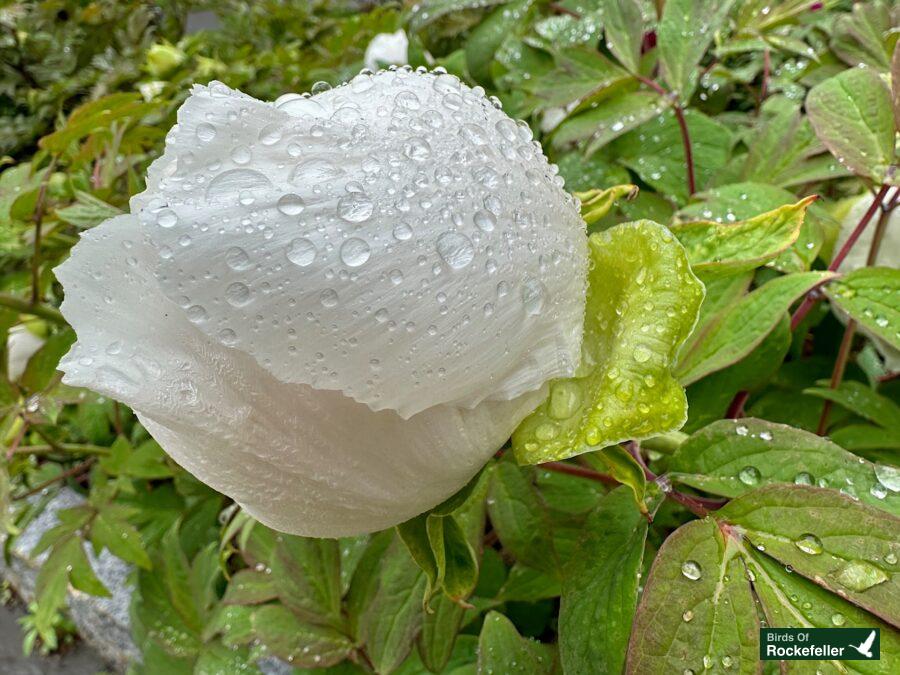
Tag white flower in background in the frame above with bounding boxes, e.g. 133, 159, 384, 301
364, 30, 409, 72
56, 69, 587, 537
7, 324, 44, 381
834, 192, 900, 370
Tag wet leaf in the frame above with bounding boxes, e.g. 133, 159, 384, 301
626, 519, 759, 674
675, 271, 836, 384
559, 487, 650, 674
671, 197, 815, 278
600, 0, 643, 73
252, 604, 353, 668
658, 0, 736, 102
826, 267, 900, 350
806, 67, 896, 184
513, 221, 704, 464
552, 90, 670, 152
669, 418, 900, 515
719, 485, 900, 626
478, 611, 557, 674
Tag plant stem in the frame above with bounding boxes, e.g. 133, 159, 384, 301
673, 104, 696, 196
664, 488, 710, 518
0, 293, 66, 324
815, 187, 897, 435
636, 76, 695, 195
816, 318, 856, 435
725, 390, 750, 419
541, 461, 618, 485
757, 48, 770, 114
31, 157, 58, 306
13, 458, 96, 500
790, 184, 890, 331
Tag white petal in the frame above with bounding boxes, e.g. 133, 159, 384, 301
7, 325, 44, 381
364, 30, 409, 71
56, 215, 544, 536
132, 73, 586, 418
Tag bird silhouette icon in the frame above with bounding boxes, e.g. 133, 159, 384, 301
850, 630, 876, 658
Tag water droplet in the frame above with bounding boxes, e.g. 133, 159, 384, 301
156, 208, 177, 228
874, 464, 900, 492
835, 560, 888, 591
287, 238, 317, 267
205, 168, 272, 204
549, 381, 581, 420
794, 533, 823, 555
522, 277, 545, 316
474, 210, 496, 233
225, 247, 251, 271
831, 613, 845, 626
320, 289, 339, 308
340, 238, 371, 267
436, 232, 474, 270
337, 192, 374, 223
794, 472, 814, 486
277, 193, 305, 216
681, 560, 702, 580
735, 425, 749, 436
633, 346, 652, 363
682, 610, 694, 622
258, 123, 282, 145
196, 123, 216, 142
393, 223, 413, 241
738, 466, 760, 486
230, 145, 251, 164
225, 282, 252, 307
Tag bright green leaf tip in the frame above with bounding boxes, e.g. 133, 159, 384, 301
512, 221, 705, 465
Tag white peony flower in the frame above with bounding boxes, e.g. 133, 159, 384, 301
56, 69, 588, 537
7, 324, 45, 381
364, 30, 409, 72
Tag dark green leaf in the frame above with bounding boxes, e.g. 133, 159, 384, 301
478, 611, 556, 674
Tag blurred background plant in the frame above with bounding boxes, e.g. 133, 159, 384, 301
0, 1, 898, 673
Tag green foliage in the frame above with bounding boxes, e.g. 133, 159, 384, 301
1, 1, 899, 673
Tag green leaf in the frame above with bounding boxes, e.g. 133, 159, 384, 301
551, 90, 670, 152
418, 592, 465, 673
513, 221, 704, 464
398, 511, 478, 603
222, 569, 278, 605
893, 41, 900, 132
806, 67, 896, 184
478, 611, 556, 674
740, 105, 818, 187
658, 0, 736, 102
581, 446, 647, 512
831, 0, 894, 71
194, 643, 261, 675
559, 487, 650, 674
671, 197, 815, 278
826, 267, 900, 350
358, 536, 427, 674
803, 380, 900, 432
719, 485, 900, 626
675, 271, 836, 385
611, 109, 734, 203
252, 604, 353, 668
270, 534, 343, 629
91, 510, 152, 569
406, 0, 510, 33
465, 0, 533, 84
574, 184, 637, 225
742, 545, 900, 674
39, 93, 155, 153
600, 0, 643, 73
55, 190, 123, 228
132, 565, 201, 658
831, 424, 900, 453
626, 519, 759, 674
669, 418, 900, 515
525, 47, 632, 113
486, 461, 558, 575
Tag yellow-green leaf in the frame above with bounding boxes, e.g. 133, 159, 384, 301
513, 220, 704, 464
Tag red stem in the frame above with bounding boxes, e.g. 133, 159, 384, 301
637, 75, 695, 196
790, 184, 891, 331
725, 390, 750, 419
